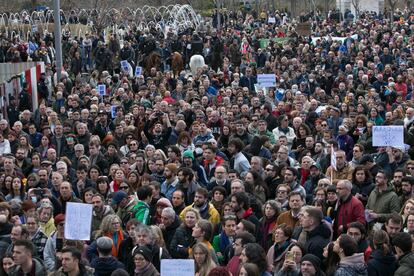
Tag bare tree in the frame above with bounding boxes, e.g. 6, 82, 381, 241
351, 0, 361, 19
387, 0, 398, 22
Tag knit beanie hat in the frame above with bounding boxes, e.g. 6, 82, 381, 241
182, 150, 195, 160
301, 254, 321, 273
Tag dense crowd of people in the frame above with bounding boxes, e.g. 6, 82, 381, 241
1, 5, 414, 276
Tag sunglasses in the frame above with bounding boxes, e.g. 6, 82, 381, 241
119, 186, 129, 190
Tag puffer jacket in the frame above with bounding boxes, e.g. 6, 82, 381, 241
335, 253, 368, 276
333, 195, 366, 238
366, 185, 400, 223
395, 251, 414, 276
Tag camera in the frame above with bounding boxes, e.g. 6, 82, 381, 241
33, 188, 44, 197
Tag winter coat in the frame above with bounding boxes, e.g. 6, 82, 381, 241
170, 225, 194, 258
304, 222, 331, 261
162, 215, 181, 249
335, 253, 368, 276
49, 264, 95, 276
8, 257, 47, 276
367, 249, 397, 276
366, 185, 400, 223
44, 231, 59, 271
333, 195, 366, 238
134, 262, 160, 276
395, 251, 414, 276
352, 180, 375, 206
90, 256, 125, 276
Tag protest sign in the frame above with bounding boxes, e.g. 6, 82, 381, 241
64, 202, 93, 240
257, 74, 276, 87
111, 106, 117, 119
120, 60, 129, 72
372, 125, 404, 147
161, 259, 194, 276
135, 66, 142, 76
98, 84, 106, 96
268, 17, 276, 24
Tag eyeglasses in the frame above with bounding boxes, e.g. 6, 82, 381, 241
277, 190, 288, 193
120, 161, 128, 164
126, 137, 133, 140
321, 124, 327, 126
265, 168, 273, 171
119, 186, 129, 190
407, 167, 414, 170
130, 143, 137, 146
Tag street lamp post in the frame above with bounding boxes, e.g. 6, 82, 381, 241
53, 0, 63, 82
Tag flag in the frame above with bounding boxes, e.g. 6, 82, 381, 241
331, 145, 337, 171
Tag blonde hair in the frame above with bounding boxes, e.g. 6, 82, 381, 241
191, 242, 216, 276
150, 225, 165, 248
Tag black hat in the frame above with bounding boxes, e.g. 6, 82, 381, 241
301, 254, 322, 273
133, 246, 152, 262
359, 154, 374, 164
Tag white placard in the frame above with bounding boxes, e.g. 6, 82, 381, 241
98, 84, 106, 96
32, 25, 38, 33
64, 202, 93, 241
161, 259, 194, 276
257, 74, 276, 87
268, 17, 276, 24
135, 66, 142, 76
372, 125, 404, 147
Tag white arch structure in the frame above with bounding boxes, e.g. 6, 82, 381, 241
0, 5, 200, 37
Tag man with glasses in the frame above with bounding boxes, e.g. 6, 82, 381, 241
326, 150, 353, 185
276, 184, 291, 210
405, 160, 414, 177
366, 170, 400, 226
208, 166, 231, 195
332, 180, 366, 239
26, 216, 48, 260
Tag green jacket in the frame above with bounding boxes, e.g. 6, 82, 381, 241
366, 185, 400, 223
395, 252, 414, 276
133, 200, 151, 225
117, 197, 139, 227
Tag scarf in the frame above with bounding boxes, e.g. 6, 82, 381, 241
300, 168, 310, 186
135, 262, 152, 275
219, 232, 231, 253
105, 230, 124, 257
273, 240, 290, 260
196, 202, 209, 219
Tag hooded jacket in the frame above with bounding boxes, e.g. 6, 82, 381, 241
366, 185, 400, 223
395, 251, 414, 276
335, 253, 368, 276
367, 249, 397, 276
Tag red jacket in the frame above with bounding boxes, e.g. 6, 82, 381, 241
333, 195, 366, 238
